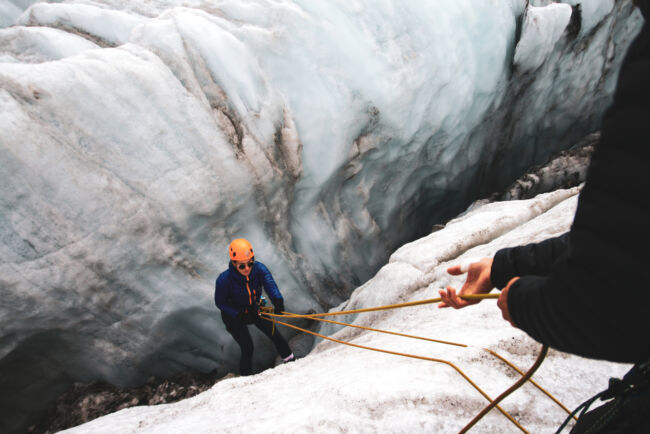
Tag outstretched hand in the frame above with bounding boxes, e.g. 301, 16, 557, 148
439, 257, 494, 309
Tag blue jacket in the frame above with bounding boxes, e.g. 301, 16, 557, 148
214, 261, 284, 318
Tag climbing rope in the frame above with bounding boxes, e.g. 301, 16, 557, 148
274, 311, 573, 417
263, 315, 529, 433
261, 293, 575, 432
272, 293, 499, 318
459, 345, 549, 434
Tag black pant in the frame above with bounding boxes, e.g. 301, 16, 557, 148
221, 311, 292, 376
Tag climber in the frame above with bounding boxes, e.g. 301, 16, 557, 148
214, 238, 295, 375
438, 1, 650, 431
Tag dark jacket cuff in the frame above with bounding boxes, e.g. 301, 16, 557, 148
507, 275, 551, 343
491, 248, 516, 289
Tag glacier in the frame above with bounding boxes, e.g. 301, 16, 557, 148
59, 187, 632, 433
0, 0, 643, 432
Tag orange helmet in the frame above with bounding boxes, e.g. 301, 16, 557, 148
229, 238, 254, 261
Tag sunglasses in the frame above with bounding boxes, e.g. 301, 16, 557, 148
237, 260, 255, 270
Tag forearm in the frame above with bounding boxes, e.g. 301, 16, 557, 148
506, 273, 609, 358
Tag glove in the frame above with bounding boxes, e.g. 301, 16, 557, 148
273, 299, 285, 315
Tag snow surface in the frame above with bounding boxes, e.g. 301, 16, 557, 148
0, 1, 644, 431
0, 26, 100, 63
61, 188, 631, 433
16, 3, 145, 46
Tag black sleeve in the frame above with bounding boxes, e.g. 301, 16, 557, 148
501, 15, 650, 363
506, 272, 604, 359
490, 233, 569, 289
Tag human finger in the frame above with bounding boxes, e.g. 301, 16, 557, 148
446, 265, 465, 276
497, 293, 508, 320
443, 287, 460, 309
499, 301, 514, 326
447, 286, 470, 309
498, 278, 518, 326
439, 287, 463, 308
438, 288, 452, 308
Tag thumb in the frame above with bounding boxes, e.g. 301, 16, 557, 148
447, 264, 465, 275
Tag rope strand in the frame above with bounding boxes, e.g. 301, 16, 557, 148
262, 315, 528, 433
270, 293, 499, 318
274, 311, 573, 418
459, 345, 549, 433
258, 292, 575, 431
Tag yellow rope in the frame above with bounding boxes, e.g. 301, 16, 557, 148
283, 312, 466, 347
460, 345, 549, 434
271, 293, 499, 318
263, 315, 528, 433
483, 349, 575, 418
274, 311, 573, 418
260, 293, 576, 431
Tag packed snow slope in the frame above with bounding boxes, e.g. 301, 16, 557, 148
0, 0, 643, 432
62, 187, 631, 433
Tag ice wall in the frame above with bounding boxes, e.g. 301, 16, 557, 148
0, 0, 643, 432
59, 187, 632, 433
0, 0, 38, 28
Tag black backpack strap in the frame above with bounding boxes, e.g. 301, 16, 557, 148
555, 360, 650, 433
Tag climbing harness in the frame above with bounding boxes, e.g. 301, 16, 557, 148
261, 293, 576, 433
